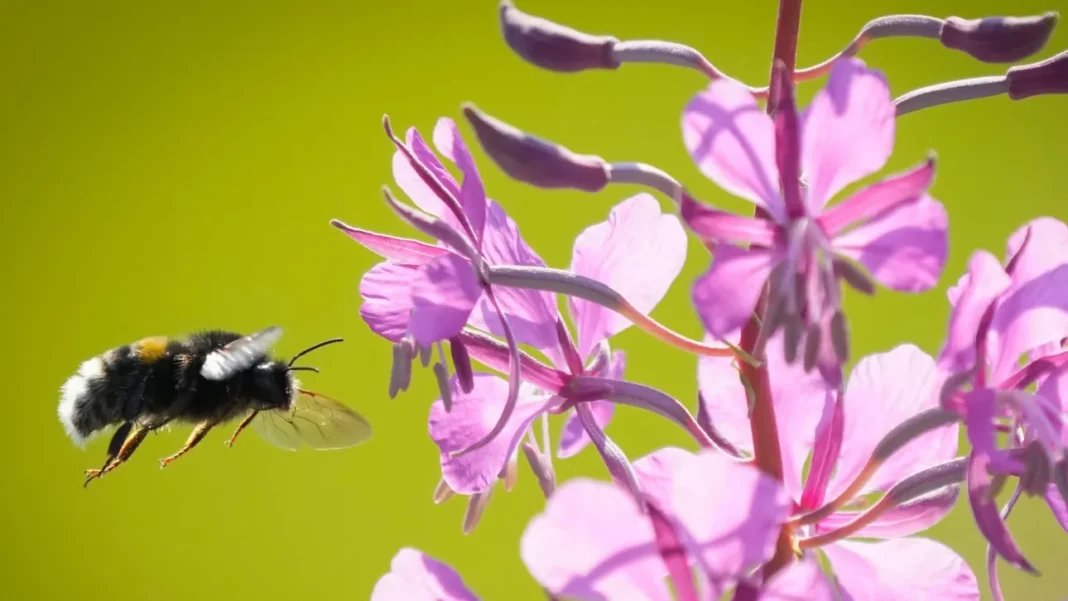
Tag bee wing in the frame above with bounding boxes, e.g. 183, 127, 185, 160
200, 326, 283, 381
250, 390, 372, 451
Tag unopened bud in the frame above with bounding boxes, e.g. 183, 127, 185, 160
463, 103, 609, 192
940, 13, 1058, 63
1007, 50, 1068, 99
500, 0, 619, 72
450, 336, 474, 394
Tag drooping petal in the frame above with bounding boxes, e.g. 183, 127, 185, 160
331, 222, 450, 263
817, 484, 960, 539
1045, 482, 1068, 531
692, 246, 782, 339
359, 261, 418, 343
521, 479, 672, 601
469, 201, 560, 352
758, 559, 835, 601
966, 450, 1037, 574
825, 345, 959, 500
682, 80, 785, 221
990, 217, 1068, 383
433, 117, 487, 241
558, 351, 624, 459
937, 251, 1013, 374
409, 254, 481, 347
832, 193, 948, 293
569, 194, 688, 358
698, 332, 833, 500
371, 548, 480, 601
429, 374, 558, 495
669, 451, 790, 592
821, 538, 979, 601
801, 58, 896, 213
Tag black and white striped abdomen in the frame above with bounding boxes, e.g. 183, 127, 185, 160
58, 356, 112, 447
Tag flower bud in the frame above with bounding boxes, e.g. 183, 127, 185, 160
499, 0, 619, 72
940, 13, 1058, 63
1007, 50, 1068, 100
463, 103, 609, 192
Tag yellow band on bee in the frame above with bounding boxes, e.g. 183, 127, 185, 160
134, 336, 170, 363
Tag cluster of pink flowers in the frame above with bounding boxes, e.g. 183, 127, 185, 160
332, 2, 1068, 599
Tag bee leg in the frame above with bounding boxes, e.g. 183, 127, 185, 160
225, 411, 258, 447
159, 420, 217, 468
83, 422, 150, 487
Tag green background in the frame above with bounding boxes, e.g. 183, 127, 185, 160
2, 0, 1065, 599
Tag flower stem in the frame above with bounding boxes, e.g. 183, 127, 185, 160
755, 0, 803, 583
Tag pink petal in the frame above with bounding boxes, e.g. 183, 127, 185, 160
990, 217, 1068, 384
331, 222, 449, 263
801, 58, 895, 213
469, 200, 560, 352
832, 193, 948, 292
359, 261, 417, 343
558, 351, 624, 459
692, 246, 782, 339
632, 446, 697, 509
698, 332, 834, 500
409, 254, 481, 347
682, 80, 785, 221
520, 479, 672, 601
818, 485, 960, 539
679, 193, 781, 247
669, 451, 790, 592
371, 548, 480, 601
570, 194, 687, 357
759, 560, 835, 601
392, 127, 463, 236
967, 450, 1036, 573
818, 158, 935, 237
1035, 365, 1068, 447
822, 538, 979, 601
433, 117, 487, 241
937, 251, 1012, 374
430, 374, 558, 495
825, 345, 959, 500
1045, 482, 1068, 531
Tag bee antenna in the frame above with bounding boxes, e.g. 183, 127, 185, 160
287, 337, 344, 367
287, 366, 320, 374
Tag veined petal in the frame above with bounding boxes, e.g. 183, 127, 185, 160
818, 158, 935, 237
558, 351, 624, 459
669, 451, 790, 593
410, 254, 481, 347
833, 193, 948, 293
521, 479, 672, 601
801, 58, 895, 213
822, 538, 979, 601
632, 446, 697, 509
758, 560, 835, 601
430, 374, 558, 495
990, 217, 1068, 384
680, 193, 780, 247
818, 485, 960, 539
469, 201, 560, 351
359, 261, 417, 343
937, 251, 1012, 374
330, 221, 449, 263
693, 246, 782, 338
433, 117, 487, 241
682, 80, 785, 221
825, 345, 958, 500
698, 331, 833, 500
371, 548, 480, 601
570, 194, 687, 358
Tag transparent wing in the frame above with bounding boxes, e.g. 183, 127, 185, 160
250, 390, 372, 451
200, 326, 283, 381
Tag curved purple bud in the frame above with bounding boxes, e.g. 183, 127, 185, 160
940, 13, 1058, 64
499, 0, 619, 73
1007, 50, 1068, 99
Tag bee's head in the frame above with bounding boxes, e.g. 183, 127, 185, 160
248, 361, 296, 411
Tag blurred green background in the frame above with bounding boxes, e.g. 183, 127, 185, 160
1, 0, 1065, 599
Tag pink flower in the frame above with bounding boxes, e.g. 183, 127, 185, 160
699, 339, 979, 600
371, 548, 480, 601
682, 57, 948, 372
428, 195, 687, 502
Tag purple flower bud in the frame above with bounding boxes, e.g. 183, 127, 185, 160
499, 0, 619, 73
940, 13, 1058, 64
462, 103, 609, 192
1007, 50, 1068, 99
449, 336, 475, 394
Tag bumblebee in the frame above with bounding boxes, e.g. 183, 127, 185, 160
57, 326, 371, 487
